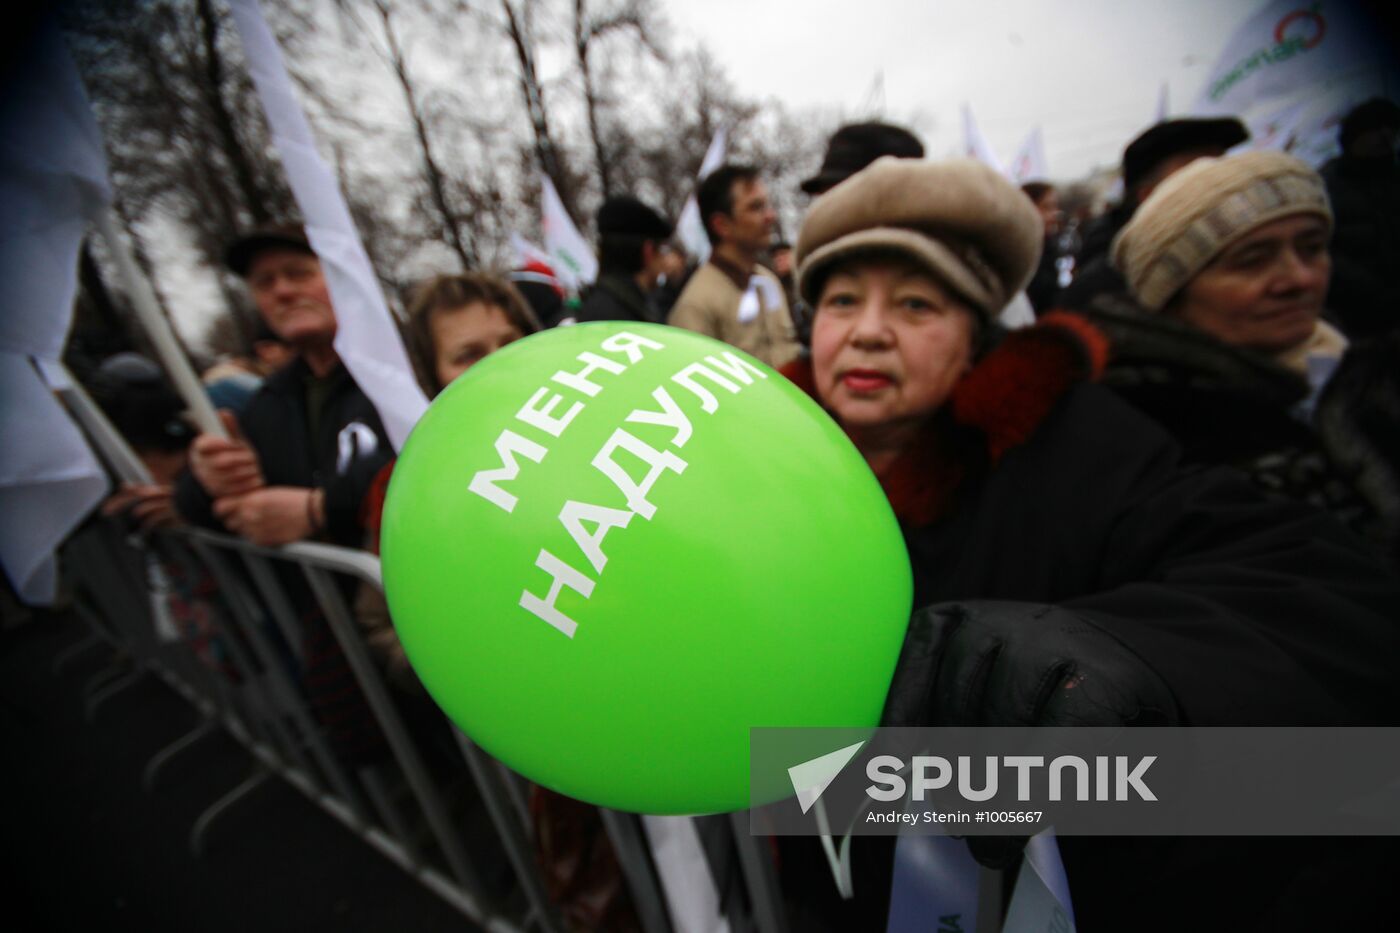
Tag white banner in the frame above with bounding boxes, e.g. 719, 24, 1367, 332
0, 23, 112, 604
639, 816, 731, 933
540, 175, 598, 291
1010, 126, 1049, 183
227, 0, 428, 452
1246, 98, 1313, 151
676, 127, 729, 263
884, 835, 982, 932
1194, 0, 1392, 116
962, 104, 1008, 177
509, 232, 555, 272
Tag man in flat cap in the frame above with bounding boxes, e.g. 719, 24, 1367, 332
175, 224, 392, 549
576, 195, 674, 324
1060, 117, 1249, 311
669, 164, 799, 368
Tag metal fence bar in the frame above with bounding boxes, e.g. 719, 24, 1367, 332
359, 763, 425, 870
171, 541, 306, 776
72, 524, 792, 933
598, 809, 676, 933
224, 547, 373, 823
729, 812, 789, 933
453, 729, 567, 933
301, 564, 489, 903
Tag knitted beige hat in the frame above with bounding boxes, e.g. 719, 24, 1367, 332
1111, 151, 1333, 311
795, 156, 1043, 316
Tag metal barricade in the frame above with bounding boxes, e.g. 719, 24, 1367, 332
58, 520, 791, 933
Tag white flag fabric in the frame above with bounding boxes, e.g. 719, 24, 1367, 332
884, 835, 983, 932
540, 175, 597, 291
639, 816, 732, 933
1009, 126, 1049, 183
1283, 84, 1379, 166
1193, 0, 1392, 117
677, 128, 729, 263
697, 127, 730, 180
227, 0, 427, 452
0, 23, 112, 604
1003, 830, 1077, 932
509, 232, 555, 272
1245, 98, 1313, 151
962, 104, 1008, 177
676, 198, 709, 263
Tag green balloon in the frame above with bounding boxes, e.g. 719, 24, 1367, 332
382, 322, 911, 814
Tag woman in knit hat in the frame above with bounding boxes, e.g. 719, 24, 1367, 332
779, 156, 1400, 931
1101, 151, 1386, 547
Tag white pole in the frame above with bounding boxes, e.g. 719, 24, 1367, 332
94, 210, 227, 439
34, 359, 153, 485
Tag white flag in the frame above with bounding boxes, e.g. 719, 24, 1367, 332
961, 104, 1008, 177
1009, 126, 1049, 183
0, 23, 112, 605
1245, 98, 1314, 152
640, 816, 731, 933
1193, 0, 1391, 116
540, 175, 597, 291
1283, 84, 1378, 166
677, 127, 729, 263
509, 232, 555, 272
228, 0, 428, 452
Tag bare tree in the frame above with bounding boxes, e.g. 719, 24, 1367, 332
63, 0, 297, 346
347, 0, 479, 269
571, 0, 662, 200
500, 0, 582, 220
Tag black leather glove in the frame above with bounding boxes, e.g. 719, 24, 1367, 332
880, 602, 1180, 870
881, 601, 1181, 728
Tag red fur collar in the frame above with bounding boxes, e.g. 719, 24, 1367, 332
781, 312, 1108, 526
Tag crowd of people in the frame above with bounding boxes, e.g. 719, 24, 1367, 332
89, 96, 1400, 931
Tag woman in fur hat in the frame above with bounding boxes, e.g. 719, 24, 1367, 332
778, 156, 1400, 931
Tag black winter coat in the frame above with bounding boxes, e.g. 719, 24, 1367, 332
1081, 297, 1377, 542
778, 319, 1400, 931
1320, 154, 1400, 340
175, 357, 393, 546
575, 273, 658, 325
915, 386, 1400, 931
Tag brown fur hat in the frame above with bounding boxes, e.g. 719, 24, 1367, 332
795, 156, 1044, 316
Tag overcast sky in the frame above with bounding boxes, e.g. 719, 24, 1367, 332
662, 0, 1266, 179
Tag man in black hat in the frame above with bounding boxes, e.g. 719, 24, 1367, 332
576, 195, 674, 324
174, 224, 393, 548
800, 121, 924, 196
1320, 97, 1400, 340
1058, 117, 1249, 312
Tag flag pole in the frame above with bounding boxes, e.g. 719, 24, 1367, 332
36, 359, 153, 485
94, 211, 226, 439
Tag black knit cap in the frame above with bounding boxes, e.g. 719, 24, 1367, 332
1121, 117, 1249, 194
223, 223, 315, 277
1339, 97, 1400, 152
800, 122, 925, 195
90, 353, 193, 452
596, 196, 673, 239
